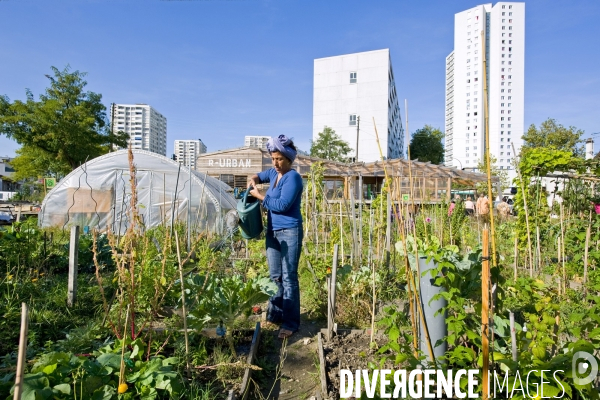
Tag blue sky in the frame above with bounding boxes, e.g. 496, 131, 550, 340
1, 0, 599, 158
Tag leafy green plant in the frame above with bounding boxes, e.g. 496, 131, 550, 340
6, 338, 182, 399
185, 274, 277, 355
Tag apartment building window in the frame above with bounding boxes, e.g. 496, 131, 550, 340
350, 72, 357, 84
507, 138, 511, 142
349, 114, 357, 126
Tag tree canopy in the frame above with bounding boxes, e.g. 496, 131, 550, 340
521, 118, 584, 156
0, 66, 128, 179
310, 126, 352, 162
408, 125, 444, 165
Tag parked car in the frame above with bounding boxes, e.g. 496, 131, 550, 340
493, 196, 516, 216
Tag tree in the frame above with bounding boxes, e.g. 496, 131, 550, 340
409, 125, 444, 164
0, 66, 128, 179
310, 126, 352, 162
521, 118, 584, 156
475, 153, 510, 197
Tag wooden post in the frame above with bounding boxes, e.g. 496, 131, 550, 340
509, 312, 517, 362
330, 244, 339, 340
317, 332, 328, 397
326, 276, 332, 341
13, 303, 29, 400
482, 229, 490, 400
68, 226, 80, 307
446, 178, 451, 201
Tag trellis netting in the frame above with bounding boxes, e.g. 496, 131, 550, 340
39, 150, 237, 234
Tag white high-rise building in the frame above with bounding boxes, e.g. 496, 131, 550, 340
111, 104, 167, 156
174, 139, 207, 169
445, 2, 525, 181
245, 136, 270, 150
313, 49, 403, 162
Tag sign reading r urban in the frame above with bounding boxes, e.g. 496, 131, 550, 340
207, 159, 252, 168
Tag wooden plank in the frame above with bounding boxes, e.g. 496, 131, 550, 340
317, 332, 328, 398
240, 322, 262, 400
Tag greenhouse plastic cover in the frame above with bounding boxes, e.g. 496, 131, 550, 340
39, 150, 237, 234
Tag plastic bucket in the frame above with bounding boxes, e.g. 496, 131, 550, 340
237, 188, 263, 239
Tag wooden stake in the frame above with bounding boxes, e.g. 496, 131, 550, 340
13, 303, 29, 400
326, 277, 332, 341
509, 311, 517, 362
68, 225, 80, 307
174, 231, 191, 375
482, 228, 490, 400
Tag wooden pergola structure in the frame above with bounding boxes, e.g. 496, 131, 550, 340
295, 155, 498, 202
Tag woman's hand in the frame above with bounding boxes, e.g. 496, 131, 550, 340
249, 186, 264, 201
248, 175, 259, 189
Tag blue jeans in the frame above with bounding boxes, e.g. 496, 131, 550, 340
266, 226, 303, 332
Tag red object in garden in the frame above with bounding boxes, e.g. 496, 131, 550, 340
595, 204, 600, 215
252, 306, 262, 315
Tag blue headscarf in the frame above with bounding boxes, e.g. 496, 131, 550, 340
266, 135, 297, 163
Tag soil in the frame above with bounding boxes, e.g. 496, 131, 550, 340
245, 314, 393, 400
249, 314, 325, 400
323, 331, 394, 399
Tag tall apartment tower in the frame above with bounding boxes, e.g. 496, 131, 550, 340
111, 104, 167, 156
244, 136, 270, 150
174, 139, 207, 170
444, 2, 525, 181
313, 49, 403, 162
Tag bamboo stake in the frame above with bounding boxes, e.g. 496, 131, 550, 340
119, 304, 130, 386
374, 116, 435, 362
557, 236, 562, 296
481, 30, 498, 269
560, 202, 566, 293
512, 142, 534, 275
13, 303, 29, 400
536, 225, 542, 274
174, 231, 191, 375
584, 210, 592, 291
340, 203, 344, 263
482, 229, 490, 400
393, 173, 419, 356
513, 235, 518, 280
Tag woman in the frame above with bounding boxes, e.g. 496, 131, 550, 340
464, 196, 475, 216
248, 135, 303, 339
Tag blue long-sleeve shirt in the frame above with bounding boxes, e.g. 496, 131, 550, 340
257, 168, 303, 231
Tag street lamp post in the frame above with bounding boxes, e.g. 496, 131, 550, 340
448, 157, 463, 170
